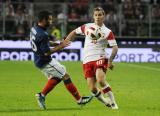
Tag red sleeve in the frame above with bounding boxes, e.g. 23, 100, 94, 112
106, 31, 115, 40
81, 25, 86, 34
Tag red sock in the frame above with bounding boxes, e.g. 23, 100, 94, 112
102, 86, 112, 94
42, 78, 61, 96
64, 79, 81, 101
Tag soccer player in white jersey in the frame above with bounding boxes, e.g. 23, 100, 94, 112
65, 7, 118, 109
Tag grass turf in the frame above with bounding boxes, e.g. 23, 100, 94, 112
0, 61, 160, 116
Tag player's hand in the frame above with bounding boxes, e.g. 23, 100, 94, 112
108, 61, 114, 70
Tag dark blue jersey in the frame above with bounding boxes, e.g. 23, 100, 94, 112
30, 25, 51, 68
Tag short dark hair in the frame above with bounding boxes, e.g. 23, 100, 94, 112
38, 10, 52, 22
93, 7, 105, 15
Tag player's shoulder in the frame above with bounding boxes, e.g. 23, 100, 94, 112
30, 26, 48, 42
81, 23, 96, 31
76, 23, 94, 34
102, 24, 112, 35
83, 23, 95, 27
31, 27, 37, 34
102, 24, 111, 31
34, 26, 48, 38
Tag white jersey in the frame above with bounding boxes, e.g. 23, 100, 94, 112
75, 23, 117, 64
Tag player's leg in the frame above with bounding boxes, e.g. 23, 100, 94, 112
83, 61, 109, 106
35, 76, 61, 109
35, 58, 65, 109
47, 58, 92, 105
62, 73, 93, 105
87, 77, 110, 107
62, 73, 81, 101
96, 68, 118, 109
41, 77, 61, 96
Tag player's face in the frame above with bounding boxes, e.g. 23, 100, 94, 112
93, 11, 105, 26
45, 15, 53, 27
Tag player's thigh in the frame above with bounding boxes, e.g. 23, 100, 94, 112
41, 58, 66, 79
83, 62, 95, 79
96, 68, 106, 81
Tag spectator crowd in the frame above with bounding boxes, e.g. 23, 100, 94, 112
0, 0, 160, 40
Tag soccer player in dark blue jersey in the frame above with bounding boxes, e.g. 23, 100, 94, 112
30, 10, 92, 109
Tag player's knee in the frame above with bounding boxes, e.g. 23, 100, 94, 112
98, 80, 106, 87
62, 73, 72, 84
91, 87, 98, 94
96, 76, 106, 87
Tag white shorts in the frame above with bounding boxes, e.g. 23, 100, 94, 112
41, 58, 66, 79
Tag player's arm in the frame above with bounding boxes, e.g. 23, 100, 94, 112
65, 24, 86, 41
44, 39, 71, 56
108, 45, 118, 70
107, 31, 118, 70
109, 45, 118, 62
45, 25, 85, 55
47, 29, 77, 55
65, 30, 77, 41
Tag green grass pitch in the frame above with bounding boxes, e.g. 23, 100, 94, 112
0, 61, 160, 116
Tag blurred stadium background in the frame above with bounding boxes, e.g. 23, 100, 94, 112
1, 0, 160, 39
0, 0, 160, 62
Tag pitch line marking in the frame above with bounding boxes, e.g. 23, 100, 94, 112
121, 63, 160, 72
